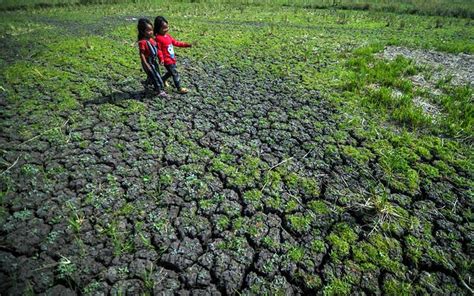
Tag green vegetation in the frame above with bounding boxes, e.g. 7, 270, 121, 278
57, 255, 77, 288
323, 277, 352, 296
327, 223, 358, 261
2, 0, 473, 19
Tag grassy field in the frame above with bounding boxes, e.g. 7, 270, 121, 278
2, 0, 474, 17
0, 0, 473, 295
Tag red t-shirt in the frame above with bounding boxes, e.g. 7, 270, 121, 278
138, 38, 158, 59
155, 34, 190, 65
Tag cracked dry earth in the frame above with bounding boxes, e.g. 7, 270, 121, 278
0, 61, 472, 294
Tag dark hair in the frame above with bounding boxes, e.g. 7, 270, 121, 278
153, 16, 168, 35
137, 18, 152, 41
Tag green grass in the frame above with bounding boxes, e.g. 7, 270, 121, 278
342, 46, 473, 140
2, 0, 473, 19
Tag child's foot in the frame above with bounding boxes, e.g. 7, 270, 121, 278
158, 90, 168, 98
178, 87, 188, 94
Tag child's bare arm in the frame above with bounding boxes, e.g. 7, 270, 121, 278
171, 36, 192, 48
140, 52, 152, 72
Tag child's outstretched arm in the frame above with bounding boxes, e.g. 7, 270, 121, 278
171, 36, 192, 48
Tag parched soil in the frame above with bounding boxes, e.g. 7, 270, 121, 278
1, 62, 337, 294
380, 46, 473, 120
382, 45, 474, 87
1, 59, 472, 295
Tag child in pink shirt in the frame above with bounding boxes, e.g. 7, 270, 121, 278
154, 16, 192, 94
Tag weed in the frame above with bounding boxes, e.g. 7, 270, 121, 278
310, 239, 326, 253
20, 164, 40, 176
46, 231, 60, 244
216, 215, 230, 231
378, 148, 420, 194
117, 266, 129, 278
287, 214, 312, 233
405, 235, 429, 266
152, 218, 170, 233
198, 199, 214, 210
342, 145, 373, 165
57, 255, 76, 280
83, 281, 101, 295
118, 203, 135, 216
353, 233, 404, 275
156, 172, 173, 197
243, 189, 263, 209
354, 189, 408, 235
383, 278, 412, 295
308, 200, 330, 215
106, 221, 134, 256
287, 246, 305, 263
262, 236, 278, 249
13, 209, 32, 221
327, 223, 357, 261
142, 263, 156, 292
323, 277, 351, 296
66, 201, 85, 233
68, 212, 85, 233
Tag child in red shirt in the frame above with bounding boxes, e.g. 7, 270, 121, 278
137, 18, 167, 97
154, 16, 192, 94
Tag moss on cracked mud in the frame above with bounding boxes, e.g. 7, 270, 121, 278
0, 1, 472, 295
